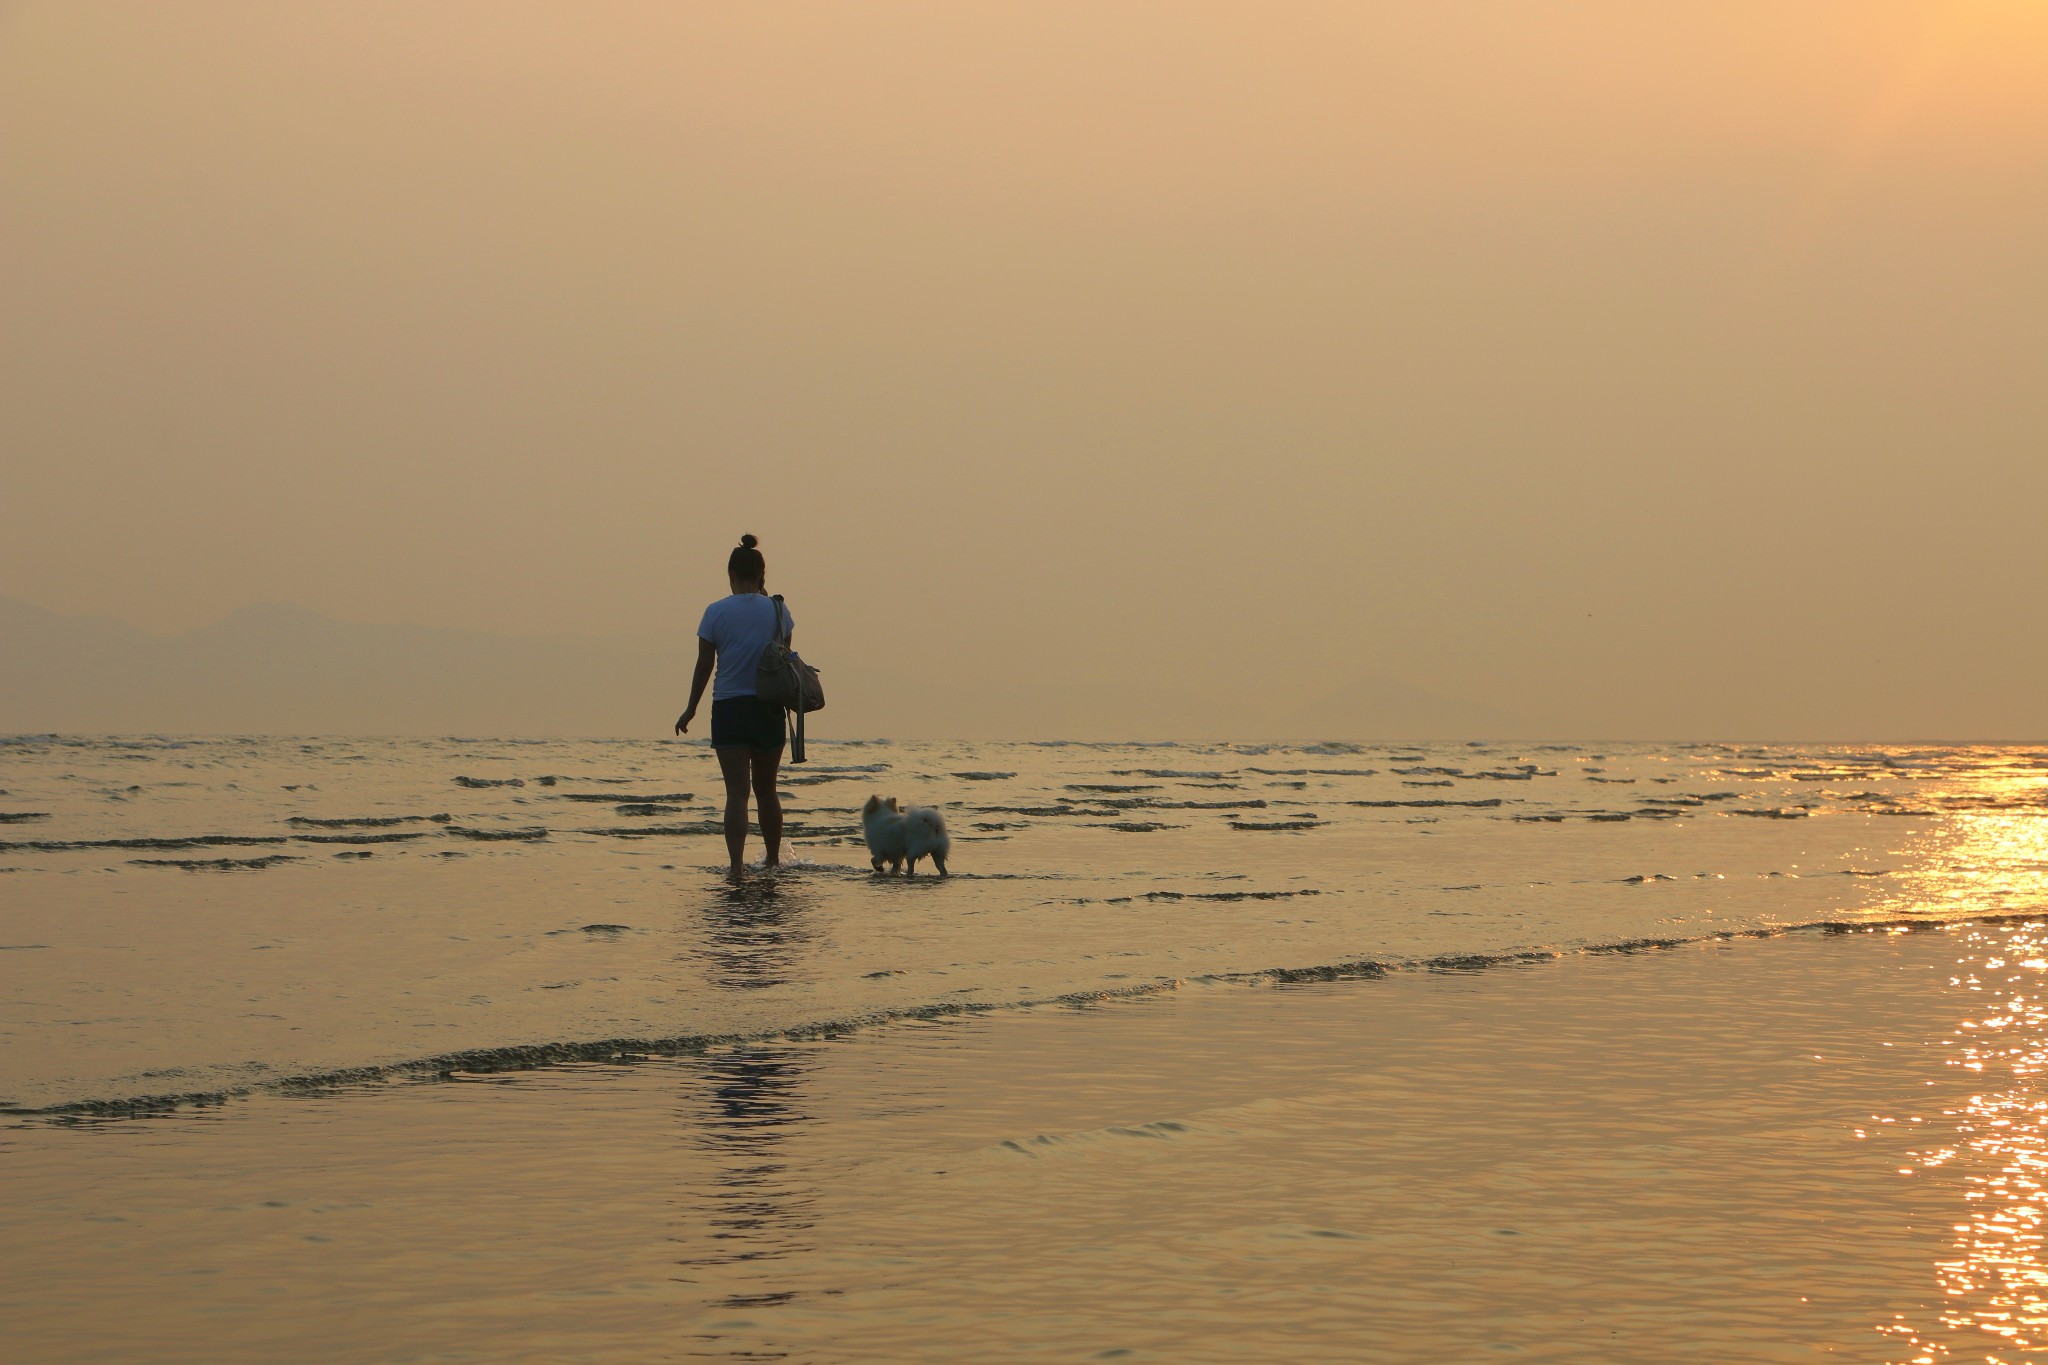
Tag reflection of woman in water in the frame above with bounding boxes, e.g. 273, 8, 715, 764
704, 878, 817, 990
676, 534, 788, 878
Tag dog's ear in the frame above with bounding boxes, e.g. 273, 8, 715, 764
886, 796, 900, 811
863, 795, 880, 815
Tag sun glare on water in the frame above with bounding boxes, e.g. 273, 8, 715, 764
1841, 752, 2048, 1360
1882, 918, 2048, 1359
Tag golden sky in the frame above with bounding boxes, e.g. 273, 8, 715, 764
3, 2, 2045, 737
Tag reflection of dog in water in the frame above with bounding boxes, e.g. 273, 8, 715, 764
861, 795, 951, 876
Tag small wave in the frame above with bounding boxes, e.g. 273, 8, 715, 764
952, 771, 1017, 781
996, 1118, 1203, 1158
553, 792, 692, 803
1, 835, 290, 852
1109, 769, 1236, 779
0, 813, 51, 824
1938, 795, 2048, 811
1230, 819, 1322, 831
1105, 889, 1321, 904
452, 776, 524, 789
1727, 808, 1810, 820
1347, 798, 1503, 809
286, 814, 451, 828
13, 911, 2034, 1119
446, 825, 549, 841
580, 822, 724, 838
129, 855, 300, 871
613, 804, 685, 816
1081, 821, 1183, 833
970, 805, 1078, 816
294, 831, 432, 844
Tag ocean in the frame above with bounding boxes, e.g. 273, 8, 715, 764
4, 736, 2047, 1360
2, 735, 2043, 1113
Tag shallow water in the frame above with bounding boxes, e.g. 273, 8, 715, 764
5, 921, 2046, 1362
2, 736, 2046, 1111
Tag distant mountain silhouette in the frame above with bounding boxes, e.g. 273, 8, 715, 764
0, 597, 697, 737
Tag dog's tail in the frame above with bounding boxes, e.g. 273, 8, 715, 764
908, 806, 951, 874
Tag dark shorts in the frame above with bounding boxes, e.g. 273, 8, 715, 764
710, 695, 786, 753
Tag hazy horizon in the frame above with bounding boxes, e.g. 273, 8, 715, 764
5, 2, 2045, 739
3, 592, 2037, 742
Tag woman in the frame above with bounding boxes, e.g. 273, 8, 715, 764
676, 534, 789, 878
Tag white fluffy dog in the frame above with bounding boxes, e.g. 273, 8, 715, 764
861, 795, 951, 876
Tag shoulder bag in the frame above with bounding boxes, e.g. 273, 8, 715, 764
753, 594, 824, 762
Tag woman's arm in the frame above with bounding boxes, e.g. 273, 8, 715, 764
675, 638, 716, 735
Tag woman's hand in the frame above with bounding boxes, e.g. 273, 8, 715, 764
678, 638, 715, 737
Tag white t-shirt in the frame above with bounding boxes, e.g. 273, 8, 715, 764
697, 594, 790, 701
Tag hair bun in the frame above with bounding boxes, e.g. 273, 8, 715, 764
739, 533, 759, 550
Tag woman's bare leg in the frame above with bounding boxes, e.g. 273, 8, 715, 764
715, 745, 752, 876
751, 748, 784, 866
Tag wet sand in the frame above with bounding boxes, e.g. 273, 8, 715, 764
4, 921, 2038, 1363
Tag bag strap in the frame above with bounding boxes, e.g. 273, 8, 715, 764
770, 593, 806, 761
